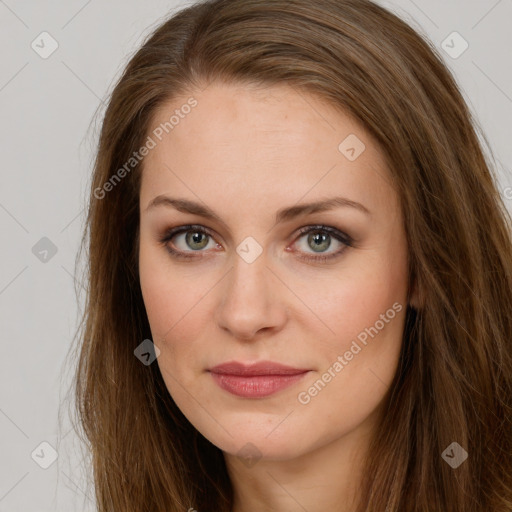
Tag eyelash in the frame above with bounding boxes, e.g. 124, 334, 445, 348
159, 224, 353, 263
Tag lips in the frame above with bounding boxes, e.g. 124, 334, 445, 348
209, 360, 310, 376
208, 361, 311, 398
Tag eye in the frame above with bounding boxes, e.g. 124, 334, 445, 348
159, 224, 353, 262
291, 225, 353, 263
160, 225, 219, 259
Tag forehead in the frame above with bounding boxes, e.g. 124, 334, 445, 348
148, 81, 369, 154
140, 81, 396, 220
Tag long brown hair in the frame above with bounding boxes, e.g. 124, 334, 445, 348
68, 0, 512, 510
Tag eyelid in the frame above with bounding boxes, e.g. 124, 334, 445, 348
294, 225, 352, 245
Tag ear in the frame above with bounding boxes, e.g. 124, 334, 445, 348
409, 276, 423, 310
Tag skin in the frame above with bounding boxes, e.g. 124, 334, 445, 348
138, 81, 418, 512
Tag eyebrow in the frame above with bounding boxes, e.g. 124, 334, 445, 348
144, 195, 371, 224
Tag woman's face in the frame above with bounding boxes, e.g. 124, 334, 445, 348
138, 81, 412, 461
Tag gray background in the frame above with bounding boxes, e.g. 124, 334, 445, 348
0, 0, 510, 510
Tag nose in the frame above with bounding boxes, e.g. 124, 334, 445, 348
214, 250, 288, 341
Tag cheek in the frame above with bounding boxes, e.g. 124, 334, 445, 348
139, 244, 173, 339
141, 274, 206, 353
139, 270, 205, 401
306, 256, 408, 353
139, 239, 192, 337
295, 280, 406, 440
139, 243, 214, 377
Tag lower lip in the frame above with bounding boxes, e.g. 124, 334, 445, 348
209, 372, 309, 398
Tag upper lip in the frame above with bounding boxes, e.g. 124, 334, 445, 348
209, 361, 310, 376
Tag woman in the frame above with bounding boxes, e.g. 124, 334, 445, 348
70, 0, 512, 510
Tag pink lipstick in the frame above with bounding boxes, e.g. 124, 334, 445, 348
208, 361, 310, 398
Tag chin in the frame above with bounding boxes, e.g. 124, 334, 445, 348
192, 410, 319, 463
